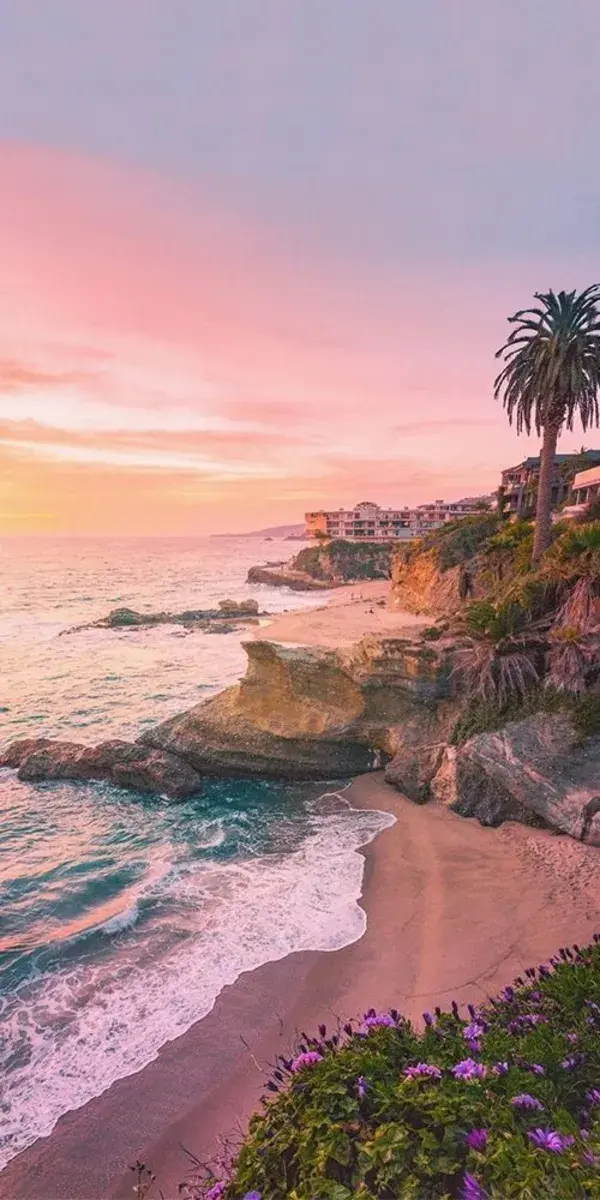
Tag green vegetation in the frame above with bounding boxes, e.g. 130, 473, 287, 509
419, 514, 501, 572
494, 287, 600, 563
191, 938, 600, 1199
293, 540, 394, 582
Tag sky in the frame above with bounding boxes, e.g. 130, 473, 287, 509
1, 0, 600, 534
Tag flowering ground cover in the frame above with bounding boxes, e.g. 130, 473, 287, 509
189, 936, 600, 1199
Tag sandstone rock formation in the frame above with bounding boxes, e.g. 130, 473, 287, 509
140, 635, 455, 779
430, 713, 600, 844
1, 738, 203, 800
390, 549, 483, 617
2, 633, 456, 793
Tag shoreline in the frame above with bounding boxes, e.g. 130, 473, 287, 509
253, 579, 429, 647
2, 775, 599, 1200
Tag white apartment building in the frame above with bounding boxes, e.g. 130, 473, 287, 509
305, 498, 490, 540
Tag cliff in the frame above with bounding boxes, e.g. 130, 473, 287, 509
140, 633, 456, 779
248, 539, 395, 590
2, 632, 457, 792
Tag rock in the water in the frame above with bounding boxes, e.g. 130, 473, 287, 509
246, 565, 334, 590
0, 737, 53, 769
218, 598, 259, 616
3, 737, 202, 800
430, 714, 600, 843
105, 608, 168, 627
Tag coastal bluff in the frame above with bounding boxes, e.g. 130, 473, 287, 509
1, 630, 456, 793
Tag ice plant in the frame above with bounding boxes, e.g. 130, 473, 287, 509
527, 1128, 574, 1153
466, 1128, 488, 1152
586, 1088, 600, 1105
359, 1011, 395, 1034
289, 1051, 323, 1072
511, 1094, 544, 1111
462, 1171, 488, 1199
452, 1058, 487, 1081
206, 1185, 226, 1200
463, 1022, 486, 1041
403, 1062, 442, 1081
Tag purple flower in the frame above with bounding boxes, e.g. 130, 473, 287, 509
494, 1061, 509, 1076
567, 1032, 579, 1043
462, 1171, 488, 1200
467, 1039, 482, 1054
289, 1050, 323, 1072
511, 1093, 544, 1111
403, 1062, 443, 1081
359, 1011, 395, 1035
584, 1151, 599, 1166
528, 1064, 546, 1076
561, 1056, 580, 1070
452, 1058, 487, 1081
357, 1075, 368, 1099
464, 1022, 486, 1041
243, 1194, 262, 1200
527, 1128, 572, 1153
466, 1128, 488, 1152
586, 1088, 600, 1105
206, 1185, 226, 1200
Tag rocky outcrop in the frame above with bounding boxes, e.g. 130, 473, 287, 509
3, 632, 456, 796
139, 634, 455, 780
63, 599, 264, 635
384, 704, 460, 802
1, 738, 203, 800
246, 565, 336, 591
248, 540, 394, 590
430, 714, 600, 844
390, 549, 482, 617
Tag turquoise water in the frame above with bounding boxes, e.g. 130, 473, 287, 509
0, 538, 392, 1168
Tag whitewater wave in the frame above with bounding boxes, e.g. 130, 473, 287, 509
0, 804, 394, 1170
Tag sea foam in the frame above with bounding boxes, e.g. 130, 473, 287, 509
0, 802, 394, 1169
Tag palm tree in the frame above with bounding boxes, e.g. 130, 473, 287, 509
494, 287, 600, 563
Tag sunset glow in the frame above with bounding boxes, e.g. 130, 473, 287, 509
0, 142, 595, 534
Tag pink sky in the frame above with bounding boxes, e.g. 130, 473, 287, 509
0, 143, 595, 535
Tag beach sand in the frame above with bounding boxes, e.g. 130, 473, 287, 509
253, 580, 429, 647
2, 774, 599, 1200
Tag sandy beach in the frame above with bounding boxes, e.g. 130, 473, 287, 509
254, 580, 429, 647
2, 586, 599, 1200
1, 773, 598, 1200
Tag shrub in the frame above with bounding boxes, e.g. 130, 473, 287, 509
421, 514, 501, 572
451, 600, 544, 710
187, 938, 600, 1199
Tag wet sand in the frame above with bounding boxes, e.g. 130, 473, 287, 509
2, 774, 599, 1200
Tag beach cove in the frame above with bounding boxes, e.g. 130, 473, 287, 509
1, 573, 599, 1200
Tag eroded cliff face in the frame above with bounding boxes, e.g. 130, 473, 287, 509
140, 634, 457, 780
391, 550, 469, 616
1, 631, 457, 791
430, 714, 600, 845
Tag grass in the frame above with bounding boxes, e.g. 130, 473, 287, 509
184, 938, 600, 1199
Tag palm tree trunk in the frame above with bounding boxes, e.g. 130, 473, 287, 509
532, 422, 560, 563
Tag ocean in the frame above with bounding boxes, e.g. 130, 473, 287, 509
0, 536, 392, 1170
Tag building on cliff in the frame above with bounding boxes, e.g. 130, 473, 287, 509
305, 497, 491, 540
562, 463, 600, 518
501, 450, 600, 517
